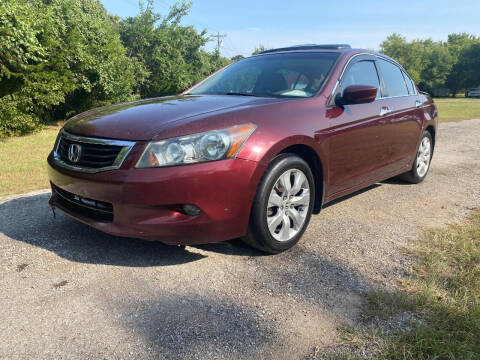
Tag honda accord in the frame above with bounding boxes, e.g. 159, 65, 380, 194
48, 44, 438, 253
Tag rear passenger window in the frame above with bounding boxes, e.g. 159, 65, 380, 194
402, 70, 416, 95
377, 59, 409, 97
340, 61, 380, 98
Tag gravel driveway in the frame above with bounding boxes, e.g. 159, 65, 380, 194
1, 119, 479, 360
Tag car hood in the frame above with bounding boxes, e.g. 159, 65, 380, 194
63, 95, 284, 141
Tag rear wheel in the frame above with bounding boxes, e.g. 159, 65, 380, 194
242, 154, 315, 253
398, 130, 433, 184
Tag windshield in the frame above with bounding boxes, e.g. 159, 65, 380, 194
189, 52, 340, 98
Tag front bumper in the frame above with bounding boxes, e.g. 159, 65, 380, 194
47, 153, 264, 245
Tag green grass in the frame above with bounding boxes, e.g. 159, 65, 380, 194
0, 126, 59, 197
435, 97, 480, 122
353, 209, 480, 359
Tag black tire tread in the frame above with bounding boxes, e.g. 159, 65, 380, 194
241, 153, 315, 254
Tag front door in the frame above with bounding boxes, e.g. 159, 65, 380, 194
327, 57, 390, 197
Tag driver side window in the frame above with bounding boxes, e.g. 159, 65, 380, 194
340, 60, 381, 99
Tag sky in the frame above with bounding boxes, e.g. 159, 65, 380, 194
101, 0, 480, 58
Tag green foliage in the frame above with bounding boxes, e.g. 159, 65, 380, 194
0, 0, 45, 136
380, 33, 480, 96
119, 0, 230, 98
231, 55, 245, 62
450, 42, 480, 95
252, 45, 267, 55
0, 0, 139, 137
0, 0, 229, 138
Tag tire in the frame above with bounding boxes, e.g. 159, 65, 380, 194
398, 130, 433, 184
242, 154, 315, 254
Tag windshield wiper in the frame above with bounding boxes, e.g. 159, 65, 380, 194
197, 92, 279, 98
223, 92, 257, 97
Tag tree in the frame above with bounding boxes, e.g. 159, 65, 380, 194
231, 55, 245, 62
453, 43, 480, 90
0, 0, 139, 137
380, 33, 479, 95
0, 0, 47, 136
446, 34, 480, 95
252, 45, 267, 55
120, 0, 230, 98
0, 0, 231, 138
418, 41, 454, 93
381, 34, 434, 88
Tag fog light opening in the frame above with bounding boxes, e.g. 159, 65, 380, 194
181, 204, 201, 216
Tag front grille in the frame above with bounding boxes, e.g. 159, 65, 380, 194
52, 184, 114, 223
53, 130, 135, 173
58, 137, 124, 168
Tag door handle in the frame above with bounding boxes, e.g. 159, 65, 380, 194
380, 106, 391, 116
415, 100, 422, 108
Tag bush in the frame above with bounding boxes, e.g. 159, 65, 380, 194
119, 0, 231, 98
0, 0, 229, 138
0, 0, 140, 137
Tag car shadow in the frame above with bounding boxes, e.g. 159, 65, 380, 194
0, 177, 408, 266
194, 239, 265, 257
380, 177, 412, 185
0, 180, 403, 266
321, 184, 381, 209
0, 193, 206, 267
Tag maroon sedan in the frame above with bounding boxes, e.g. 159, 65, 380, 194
48, 44, 437, 253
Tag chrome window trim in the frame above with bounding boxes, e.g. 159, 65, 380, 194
375, 57, 415, 97
328, 52, 372, 105
53, 129, 135, 173
377, 55, 418, 95
328, 52, 419, 106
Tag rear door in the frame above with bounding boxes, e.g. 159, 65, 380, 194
375, 58, 422, 173
327, 56, 391, 197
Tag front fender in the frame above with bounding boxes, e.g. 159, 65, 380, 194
238, 133, 326, 168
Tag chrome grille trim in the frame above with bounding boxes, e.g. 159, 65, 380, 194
53, 129, 135, 173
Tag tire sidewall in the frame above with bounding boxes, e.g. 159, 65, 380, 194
249, 154, 315, 253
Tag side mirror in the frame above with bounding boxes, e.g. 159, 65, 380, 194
335, 85, 377, 107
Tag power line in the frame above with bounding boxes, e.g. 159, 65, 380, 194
117, 1, 234, 56
221, 38, 246, 57
210, 32, 227, 55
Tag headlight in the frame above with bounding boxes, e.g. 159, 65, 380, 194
135, 124, 256, 168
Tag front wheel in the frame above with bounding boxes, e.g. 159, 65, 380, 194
242, 154, 315, 254
398, 130, 433, 184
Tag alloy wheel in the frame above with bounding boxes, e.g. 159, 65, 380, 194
266, 169, 310, 241
416, 136, 432, 177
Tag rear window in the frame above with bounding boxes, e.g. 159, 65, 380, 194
190, 52, 340, 98
402, 70, 416, 95
377, 59, 409, 97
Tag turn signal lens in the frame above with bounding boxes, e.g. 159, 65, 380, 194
225, 124, 257, 157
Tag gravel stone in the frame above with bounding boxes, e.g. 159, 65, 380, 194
0, 119, 479, 359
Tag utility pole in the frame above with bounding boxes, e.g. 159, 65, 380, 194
211, 32, 227, 56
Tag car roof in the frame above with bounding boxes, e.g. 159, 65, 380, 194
253, 44, 397, 65
259, 44, 352, 54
